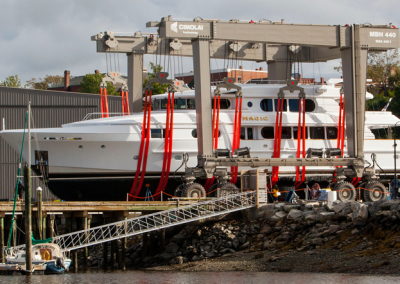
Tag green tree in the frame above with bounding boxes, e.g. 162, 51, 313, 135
0, 75, 22, 88
367, 49, 399, 95
143, 62, 168, 95
80, 73, 118, 96
25, 75, 65, 89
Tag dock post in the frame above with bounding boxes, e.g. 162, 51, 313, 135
73, 250, 78, 273
12, 218, 17, 247
84, 214, 91, 271
161, 217, 166, 250
102, 242, 108, 270
0, 213, 4, 263
121, 216, 127, 271
83, 215, 88, 271
102, 215, 109, 270
24, 165, 32, 274
37, 187, 43, 239
110, 239, 116, 269
71, 216, 78, 273
42, 214, 46, 240
48, 214, 55, 239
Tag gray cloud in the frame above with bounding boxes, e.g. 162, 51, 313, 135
0, 0, 399, 85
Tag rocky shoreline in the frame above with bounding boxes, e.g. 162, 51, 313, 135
78, 199, 400, 275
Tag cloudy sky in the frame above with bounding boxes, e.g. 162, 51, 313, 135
1, 0, 399, 86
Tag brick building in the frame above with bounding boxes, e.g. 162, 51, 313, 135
175, 66, 269, 87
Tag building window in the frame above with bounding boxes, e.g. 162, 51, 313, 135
261, 127, 274, 139
237, 76, 241, 83
309, 127, 325, 139
327, 127, 338, 139
260, 99, 273, 112
274, 99, 287, 112
288, 99, 316, 112
293, 127, 308, 139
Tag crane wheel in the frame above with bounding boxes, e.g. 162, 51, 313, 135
334, 181, 356, 202
182, 183, 206, 198
219, 182, 239, 197
363, 181, 387, 202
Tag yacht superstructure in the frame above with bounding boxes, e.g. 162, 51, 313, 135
0, 80, 398, 200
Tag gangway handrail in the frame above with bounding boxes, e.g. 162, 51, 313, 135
5, 191, 256, 255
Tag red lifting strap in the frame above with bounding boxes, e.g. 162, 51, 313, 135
129, 90, 152, 200
230, 96, 240, 184
336, 93, 345, 168
100, 87, 105, 118
271, 98, 283, 188
295, 98, 306, 189
103, 88, 109, 118
154, 92, 175, 199
205, 94, 220, 191
121, 91, 126, 116
125, 91, 130, 114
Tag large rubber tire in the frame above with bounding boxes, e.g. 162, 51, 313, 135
182, 182, 206, 198
334, 181, 356, 202
219, 182, 239, 197
363, 181, 387, 202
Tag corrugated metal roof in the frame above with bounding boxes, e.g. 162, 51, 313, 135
0, 87, 123, 200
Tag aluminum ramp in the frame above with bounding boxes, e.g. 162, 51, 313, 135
6, 191, 256, 255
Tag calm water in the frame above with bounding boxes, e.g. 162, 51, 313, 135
1, 271, 400, 284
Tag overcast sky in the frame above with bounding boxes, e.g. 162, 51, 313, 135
1, 0, 399, 86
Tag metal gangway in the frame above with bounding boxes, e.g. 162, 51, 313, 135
5, 191, 256, 255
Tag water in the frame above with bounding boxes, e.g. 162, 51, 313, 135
1, 271, 400, 284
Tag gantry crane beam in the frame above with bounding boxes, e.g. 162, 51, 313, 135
146, 16, 399, 175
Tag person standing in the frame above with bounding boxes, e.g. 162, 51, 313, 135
17, 180, 25, 202
391, 175, 400, 199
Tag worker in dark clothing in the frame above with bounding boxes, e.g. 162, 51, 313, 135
391, 175, 400, 199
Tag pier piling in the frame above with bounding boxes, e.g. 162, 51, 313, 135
0, 213, 4, 263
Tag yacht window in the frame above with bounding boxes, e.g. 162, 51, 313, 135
261, 127, 274, 139
240, 127, 253, 140
309, 127, 325, 139
175, 98, 186, 109
281, 127, 292, 139
153, 99, 160, 110
151, 129, 162, 139
240, 127, 246, 139
260, 99, 273, 112
212, 99, 231, 109
288, 99, 316, 112
247, 101, 253, 108
247, 128, 254, 140
327, 127, 338, 139
293, 127, 308, 139
161, 99, 168, 109
192, 129, 197, 138
187, 99, 196, 109
274, 99, 288, 112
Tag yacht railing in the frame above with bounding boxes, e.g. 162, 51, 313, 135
82, 112, 132, 121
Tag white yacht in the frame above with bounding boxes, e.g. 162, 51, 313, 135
0, 79, 398, 201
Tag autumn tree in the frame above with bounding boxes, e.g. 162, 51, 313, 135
25, 75, 64, 89
80, 73, 118, 96
0, 75, 22, 88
